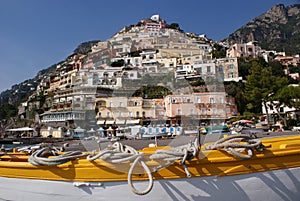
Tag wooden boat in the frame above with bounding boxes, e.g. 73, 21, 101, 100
0, 133, 300, 201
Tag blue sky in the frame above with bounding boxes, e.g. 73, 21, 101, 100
0, 0, 298, 93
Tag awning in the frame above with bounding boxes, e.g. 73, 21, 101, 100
6, 127, 35, 132
126, 119, 140, 124
97, 120, 105, 125
105, 120, 115, 125
116, 119, 126, 124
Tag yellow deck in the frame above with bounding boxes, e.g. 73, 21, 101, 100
0, 135, 300, 182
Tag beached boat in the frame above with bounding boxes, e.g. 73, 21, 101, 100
0, 133, 300, 201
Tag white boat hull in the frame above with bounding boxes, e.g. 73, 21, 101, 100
1, 167, 299, 201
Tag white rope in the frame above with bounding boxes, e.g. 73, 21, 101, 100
127, 155, 153, 195
28, 146, 88, 166
87, 142, 153, 195
205, 134, 264, 159
150, 139, 199, 177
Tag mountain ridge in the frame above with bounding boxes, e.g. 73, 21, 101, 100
224, 4, 300, 55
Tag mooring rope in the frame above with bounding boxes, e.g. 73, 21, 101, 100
150, 139, 199, 177
28, 144, 88, 166
87, 142, 153, 195
204, 134, 265, 159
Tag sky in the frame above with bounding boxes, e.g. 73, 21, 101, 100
0, 0, 299, 93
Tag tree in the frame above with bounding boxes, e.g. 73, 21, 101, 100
269, 84, 300, 126
268, 61, 285, 77
238, 57, 252, 80
244, 61, 274, 121
266, 77, 289, 126
0, 104, 17, 119
166, 23, 183, 32
111, 59, 124, 67
245, 59, 291, 125
211, 44, 227, 59
225, 81, 246, 114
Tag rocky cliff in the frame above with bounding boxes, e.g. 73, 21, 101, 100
225, 4, 300, 55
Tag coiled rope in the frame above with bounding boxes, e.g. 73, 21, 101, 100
205, 134, 265, 159
87, 142, 153, 195
28, 144, 88, 166
150, 139, 199, 177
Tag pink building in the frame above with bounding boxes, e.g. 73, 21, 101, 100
164, 92, 238, 125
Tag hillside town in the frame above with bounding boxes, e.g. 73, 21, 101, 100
4, 15, 300, 139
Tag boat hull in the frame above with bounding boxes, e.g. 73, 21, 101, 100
1, 166, 299, 201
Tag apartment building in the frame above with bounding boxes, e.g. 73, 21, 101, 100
215, 57, 240, 82
175, 60, 216, 79
164, 92, 238, 125
227, 41, 262, 58
95, 96, 156, 126
274, 55, 299, 66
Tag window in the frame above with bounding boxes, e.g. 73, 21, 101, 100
74, 103, 81, 108
136, 111, 140, 118
210, 97, 214, 104
119, 102, 123, 107
190, 109, 194, 115
202, 108, 206, 115
226, 108, 230, 114
207, 66, 211, 73
107, 112, 110, 117
178, 109, 182, 115
228, 65, 235, 70
280, 107, 284, 113
129, 112, 133, 117
228, 72, 235, 78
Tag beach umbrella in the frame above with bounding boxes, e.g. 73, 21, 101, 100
87, 128, 96, 133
